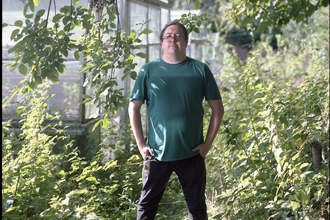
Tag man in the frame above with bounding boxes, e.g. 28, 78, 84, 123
128, 20, 224, 220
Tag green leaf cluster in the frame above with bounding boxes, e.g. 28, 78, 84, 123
204, 22, 329, 218
228, 0, 329, 31
2, 83, 143, 219
3, 0, 150, 123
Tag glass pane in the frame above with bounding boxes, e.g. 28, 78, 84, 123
161, 8, 170, 29
2, 63, 24, 120
49, 62, 81, 118
132, 47, 147, 84
148, 45, 161, 61
2, 61, 81, 120
130, 2, 148, 44
148, 7, 161, 44
189, 43, 205, 61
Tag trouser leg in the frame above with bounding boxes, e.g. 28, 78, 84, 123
137, 160, 173, 220
175, 154, 207, 220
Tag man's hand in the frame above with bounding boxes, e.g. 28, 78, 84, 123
139, 144, 154, 160
192, 142, 211, 158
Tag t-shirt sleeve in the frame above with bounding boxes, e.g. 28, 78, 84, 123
204, 64, 222, 101
130, 65, 148, 101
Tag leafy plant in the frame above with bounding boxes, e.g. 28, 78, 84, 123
2, 83, 75, 219
2, 83, 144, 219
205, 26, 329, 219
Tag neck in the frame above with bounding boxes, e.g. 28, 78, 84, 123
162, 53, 187, 64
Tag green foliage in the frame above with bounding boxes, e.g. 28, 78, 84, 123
39, 150, 141, 220
177, 12, 208, 35
2, 83, 74, 219
6, 2, 80, 90
199, 0, 328, 50
3, 0, 150, 124
2, 1, 151, 218
205, 22, 329, 219
228, 0, 329, 31
2, 83, 143, 219
79, 14, 149, 119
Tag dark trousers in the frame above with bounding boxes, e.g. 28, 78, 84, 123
136, 154, 207, 220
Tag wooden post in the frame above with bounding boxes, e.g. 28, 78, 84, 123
311, 141, 322, 174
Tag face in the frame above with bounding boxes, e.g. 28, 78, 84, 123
161, 24, 188, 55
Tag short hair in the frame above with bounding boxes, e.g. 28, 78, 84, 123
159, 20, 189, 42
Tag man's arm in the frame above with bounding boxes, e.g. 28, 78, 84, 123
193, 99, 224, 157
128, 100, 153, 159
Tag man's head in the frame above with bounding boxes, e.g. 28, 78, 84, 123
159, 20, 189, 42
160, 21, 189, 61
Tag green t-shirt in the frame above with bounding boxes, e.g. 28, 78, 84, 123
130, 57, 221, 161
